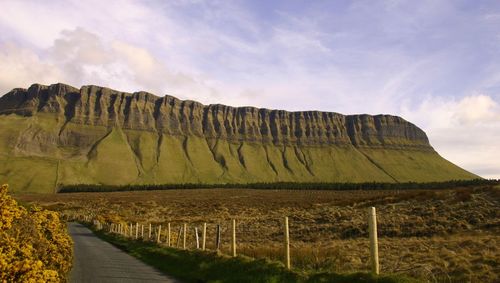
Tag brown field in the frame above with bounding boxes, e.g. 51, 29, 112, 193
15, 185, 500, 282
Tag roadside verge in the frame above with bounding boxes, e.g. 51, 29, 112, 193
88, 225, 419, 283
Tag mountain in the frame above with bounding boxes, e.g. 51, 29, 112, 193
0, 83, 477, 193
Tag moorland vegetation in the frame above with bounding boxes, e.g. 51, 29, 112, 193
17, 183, 500, 282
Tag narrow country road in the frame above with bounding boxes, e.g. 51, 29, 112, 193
68, 222, 179, 283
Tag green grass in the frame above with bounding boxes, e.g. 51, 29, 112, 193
0, 155, 58, 193
87, 127, 140, 184
359, 148, 479, 182
0, 113, 478, 193
91, 228, 419, 283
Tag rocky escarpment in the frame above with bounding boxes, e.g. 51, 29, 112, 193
0, 83, 476, 193
0, 83, 430, 148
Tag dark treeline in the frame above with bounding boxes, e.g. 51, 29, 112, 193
57, 179, 499, 193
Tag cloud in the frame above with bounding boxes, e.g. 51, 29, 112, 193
0, 27, 221, 101
455, 95, 499, 124
402, 94, 500, 178
51, 28, 113, 65
1, 0, 499, 178
0, 42, 63, 94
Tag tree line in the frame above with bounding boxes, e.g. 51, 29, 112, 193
57, 178, 499, 193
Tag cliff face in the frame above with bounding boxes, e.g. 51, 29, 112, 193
0, 83, 476, 193
0, 83, 430, 148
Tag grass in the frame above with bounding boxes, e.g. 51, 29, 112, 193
16, 185, 500, 282
90, 226, 418, 283
0, 112, 478, 193
358, 148, 478, 182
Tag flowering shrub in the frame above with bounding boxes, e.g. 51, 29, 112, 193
0, 184, 72, 282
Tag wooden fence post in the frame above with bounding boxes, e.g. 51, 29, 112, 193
141, 225, 144, 239
177, 226, 182, 248
202, 223, 207, 251
231, 219, 236, 257
167, 223, 171, 247
157, 225, 162, 243
216, 224, 221, 251
368, 207, 379, 275
149, 223, 152, 240
284, 216, 291, 269
135, 223, 139, 239
183, 223, 187, 250
195, 227, 200, 249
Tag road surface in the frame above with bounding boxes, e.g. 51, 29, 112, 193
69, 222, 179, 283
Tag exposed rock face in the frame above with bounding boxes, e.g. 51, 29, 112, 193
0, 83, 476, 193
0, 83, 429, 148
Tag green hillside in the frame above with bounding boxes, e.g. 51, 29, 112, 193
0, 83, 478, 193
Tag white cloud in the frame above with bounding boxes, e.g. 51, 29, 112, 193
0, 27, 222, 100
0, 42, 63, 93
402, 94, 500, 179
455, 95, 499, 124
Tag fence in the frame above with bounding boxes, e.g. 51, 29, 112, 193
79, 207, 380, 274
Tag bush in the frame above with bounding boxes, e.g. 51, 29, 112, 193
0, 184, 73, 282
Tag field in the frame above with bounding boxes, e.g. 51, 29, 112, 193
15, 185, 500, 282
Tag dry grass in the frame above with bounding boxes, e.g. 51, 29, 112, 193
15, 186, 500, 282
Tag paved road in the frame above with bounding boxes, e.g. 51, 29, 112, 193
69, 222, 179, 283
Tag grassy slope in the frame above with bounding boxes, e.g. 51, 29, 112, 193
0, 114, 478, 193
0, 114, 58, 193
87, 128, 139, 184
359, 148, 478, 182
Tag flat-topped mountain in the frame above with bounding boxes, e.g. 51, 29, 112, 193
0, 83, 477, 192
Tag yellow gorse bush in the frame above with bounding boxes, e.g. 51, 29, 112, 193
0, 184, 73, 282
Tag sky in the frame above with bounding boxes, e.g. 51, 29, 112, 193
0, 0, 499, 178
